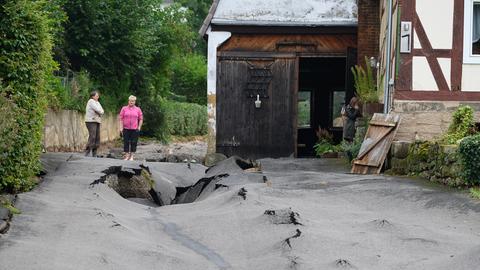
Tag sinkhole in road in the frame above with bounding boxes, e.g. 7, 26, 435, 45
90, 157, 258, 207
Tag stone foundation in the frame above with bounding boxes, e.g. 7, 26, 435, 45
43, 109, 120, 152
393, 100, 480, 142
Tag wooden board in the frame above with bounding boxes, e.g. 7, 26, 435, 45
351, 113, 401, 174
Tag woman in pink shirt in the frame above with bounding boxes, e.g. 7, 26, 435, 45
118, 95, 143, 160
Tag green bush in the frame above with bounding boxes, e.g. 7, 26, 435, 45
313, 140, 340, 156
170, 53, 207, 105
141, 98, 169, 142
0, 0, 58, 191
441, 105, 477, 144
163, 100, 208, 136
458, 134, 480, 185
142, 99, 207, 142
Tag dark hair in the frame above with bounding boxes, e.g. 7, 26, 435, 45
89, 91, 99, 98
349, 97, 359, 107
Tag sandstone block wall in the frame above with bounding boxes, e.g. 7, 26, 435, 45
43, 109, 120, 152
393, 101, 480, 142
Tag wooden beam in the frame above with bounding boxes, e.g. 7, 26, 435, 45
412, 49, 451, 58
414, 12, 450, 91
397, 0, 415, 91
451, 0, 464, 91
394, 90, 480, 101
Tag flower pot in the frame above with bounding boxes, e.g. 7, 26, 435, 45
363, 102, 384, 116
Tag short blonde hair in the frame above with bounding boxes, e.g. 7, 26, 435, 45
128, 95, 137, 101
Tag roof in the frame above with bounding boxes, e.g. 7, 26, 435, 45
200, 0, 357, 36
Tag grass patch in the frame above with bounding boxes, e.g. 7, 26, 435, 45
469, 187, 480, 200
2, 202, 21, 215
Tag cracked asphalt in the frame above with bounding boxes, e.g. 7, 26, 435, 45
0, 154, 479, 270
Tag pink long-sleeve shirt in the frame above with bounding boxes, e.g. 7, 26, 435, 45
119, 105, 143, 130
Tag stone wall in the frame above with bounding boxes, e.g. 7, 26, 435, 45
43, 109, 120, 152
393, 100, 480, 142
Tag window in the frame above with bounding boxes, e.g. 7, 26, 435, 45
464, 0, 480, 63
473, 3, 480, 54
297, 91, 311, 128
331, 91, 345, 128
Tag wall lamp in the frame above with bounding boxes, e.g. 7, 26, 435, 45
255, 94, 262, 108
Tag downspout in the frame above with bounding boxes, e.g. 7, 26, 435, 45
383, 0, 394, 113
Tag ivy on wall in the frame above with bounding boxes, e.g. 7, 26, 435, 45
0, 0, 58, 192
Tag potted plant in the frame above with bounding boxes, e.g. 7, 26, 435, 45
351, 57, 383, 116
314, 128, 340, 158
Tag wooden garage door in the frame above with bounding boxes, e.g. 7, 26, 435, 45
216, 55, 297, 159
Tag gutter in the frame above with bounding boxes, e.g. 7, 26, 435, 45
383, 0, 394, 113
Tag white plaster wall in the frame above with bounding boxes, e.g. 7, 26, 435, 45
416, 0, 453, 49
413, 30, 421, 49
206, 29, 231, 154
207, 29, 231, 95
412, 56, 438, 90
462, 64, 480, 91
438, 58, 451, 89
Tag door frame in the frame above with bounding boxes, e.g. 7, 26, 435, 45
295, 54, 350, 157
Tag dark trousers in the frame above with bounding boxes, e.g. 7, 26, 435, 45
85, 122, 100, 151
123, 129, 139, 153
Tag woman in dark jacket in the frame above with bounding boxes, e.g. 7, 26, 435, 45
342, 97, 362, 142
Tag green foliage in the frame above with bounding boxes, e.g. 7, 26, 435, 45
405, 141, 465, 187
170, 53, 207, 105
142, 99, 207, 142
313, 129, 340, 156
162, 100, 208, 137
0, 0, 59, 192
48, 70, 94, 112
351, 57, 379, 103
441, 105, 477, 144
173, 0, 211, 55
60, 1, 207, 113
469, 187, 480, 200
458, 134, 480, 185
313, 140, 340, 156
2, 202, 21, 215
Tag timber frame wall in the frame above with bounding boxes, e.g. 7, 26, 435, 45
392, 0, 480, 100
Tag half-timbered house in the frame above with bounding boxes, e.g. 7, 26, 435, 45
201, 0, 380, 158
379, 0, 480, 141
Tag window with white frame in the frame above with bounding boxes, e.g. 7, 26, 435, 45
473, 2, 480, 54
465, 0, 480, 63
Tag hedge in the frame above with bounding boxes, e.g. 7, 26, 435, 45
162, 100, 208, 136
0, 1, 57, 192
459, 134, 480, 185
142, 99, 207, 142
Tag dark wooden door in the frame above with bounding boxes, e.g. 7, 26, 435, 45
216, 56, 297, 159
345, 47, 357, 104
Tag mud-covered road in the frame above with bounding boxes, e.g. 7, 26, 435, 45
1, 154, 479, 270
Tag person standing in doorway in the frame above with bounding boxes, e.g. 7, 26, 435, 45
342, 97, 362, 142
119, 95, 143, 161
85, 91, 104, 157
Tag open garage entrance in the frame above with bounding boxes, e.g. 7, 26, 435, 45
297, 57, 353, 157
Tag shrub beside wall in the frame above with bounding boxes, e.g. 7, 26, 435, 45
0, 1, 57, 192
163, 100, 208, 136
142, 99, 208, 142
458, 134, 480, 185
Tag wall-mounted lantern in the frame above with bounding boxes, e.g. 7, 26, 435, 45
255, 94, 262, 108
